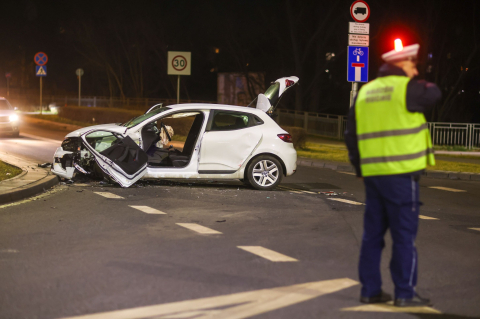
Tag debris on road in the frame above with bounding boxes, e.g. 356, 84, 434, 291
38, 163, 52, 168
216, 220, 226, 223
319, 191, 339, 196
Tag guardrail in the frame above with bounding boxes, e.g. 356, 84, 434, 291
276, 109, 480, 150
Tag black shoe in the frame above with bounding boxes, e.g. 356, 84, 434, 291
360, 291, 392, 304
394, 293, 432, 307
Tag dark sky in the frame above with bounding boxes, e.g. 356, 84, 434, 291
0, 0, 478, 121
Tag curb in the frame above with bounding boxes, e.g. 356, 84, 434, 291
0, 174, 59, 205
0, 153, 60, 205
296, 158, 480, 181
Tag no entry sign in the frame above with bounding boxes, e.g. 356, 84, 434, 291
167, 51, 191, 75
34, 52, 48, 66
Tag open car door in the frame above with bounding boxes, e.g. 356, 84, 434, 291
255, 76, 299, 114
81, 130, 148, 187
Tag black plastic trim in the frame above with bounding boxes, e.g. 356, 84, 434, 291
198, 170, 236, 174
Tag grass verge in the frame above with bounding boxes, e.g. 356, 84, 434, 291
298, 142, 480, 174
0, 161, 23, 182
27, 114, 91, 127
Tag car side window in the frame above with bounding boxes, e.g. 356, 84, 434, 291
211, 111, 250, 131
85, 131, 122, 152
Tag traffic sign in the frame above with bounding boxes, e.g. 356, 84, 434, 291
76, 68, 84, 76
36, 66, 47, 77
167, 51, 191, 75
350, 1, 370, 23
34, 52, 48, 66
5, 72, 11, 78
348, 34, 369, 46
347, 46, 369, 82
349, 22, 369, 34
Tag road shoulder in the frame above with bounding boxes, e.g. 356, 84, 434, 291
0, 151, 59, 205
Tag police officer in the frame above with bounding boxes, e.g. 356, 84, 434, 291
345, 42, 441, 307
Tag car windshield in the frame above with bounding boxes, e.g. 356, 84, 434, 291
0, 100, 12, 110
122, 107, 171, 128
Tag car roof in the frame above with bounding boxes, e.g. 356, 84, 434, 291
167, 103, 266, 116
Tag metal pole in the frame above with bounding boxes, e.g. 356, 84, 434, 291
177, 75, 180, 104
78, 75, 81, 106
6, 78, 9, 97
40, 77, 43, 115
349, 82, 358, 107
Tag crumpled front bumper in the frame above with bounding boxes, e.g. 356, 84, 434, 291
51, 147, 75, 179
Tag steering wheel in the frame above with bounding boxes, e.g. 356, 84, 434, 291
160, 121, 172, 141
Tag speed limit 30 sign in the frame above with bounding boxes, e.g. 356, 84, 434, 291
168, 51, 191, 75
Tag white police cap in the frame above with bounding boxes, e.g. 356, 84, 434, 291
382, 43, 419, 63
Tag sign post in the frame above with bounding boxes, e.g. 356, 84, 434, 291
348, 1, 370, 107
34, 52, 48, 114
76, 68, 84, 106
167, 51, 191, 104
5, 73, 11, 97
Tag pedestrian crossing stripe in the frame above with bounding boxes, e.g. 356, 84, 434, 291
58, 278, 358, 319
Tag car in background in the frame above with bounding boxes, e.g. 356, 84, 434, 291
0, 97, 20, 137
51, 77, 299, 190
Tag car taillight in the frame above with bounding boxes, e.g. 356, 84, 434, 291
277, 134, 293, 143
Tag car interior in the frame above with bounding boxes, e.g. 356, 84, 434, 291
142, 112, 205, 168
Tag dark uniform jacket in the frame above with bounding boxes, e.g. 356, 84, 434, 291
345, 63, 442, 177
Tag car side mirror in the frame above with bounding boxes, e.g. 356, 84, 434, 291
14, 107, 18, 111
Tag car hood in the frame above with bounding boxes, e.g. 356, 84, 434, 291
0, 110, 16, 116
65, 123, 126, 138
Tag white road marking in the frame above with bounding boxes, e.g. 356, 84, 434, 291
93, 192, 124, 199
237, 246, 298, 262
176, 223, 222, 234
278, 186, 316, 194
338, 171, 356, 175
327, 198, 364, 205
429, 186, 466, 192
342, 301, 441, 314
419, 215, 439, 220
129, 206, 166, 214
469, 228, 480, 232
58, 278, 358, 319
0, 249, 19, 253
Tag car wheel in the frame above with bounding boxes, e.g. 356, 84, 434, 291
247, 155, 283, 190
12, 131, 19, 137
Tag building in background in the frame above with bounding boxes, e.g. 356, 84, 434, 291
217, 72, 265, 106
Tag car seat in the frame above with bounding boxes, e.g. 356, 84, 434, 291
169, 114, 204, 167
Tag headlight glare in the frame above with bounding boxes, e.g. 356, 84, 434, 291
9, 114, 19, 122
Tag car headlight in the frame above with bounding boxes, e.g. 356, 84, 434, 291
9, 114, 19, 122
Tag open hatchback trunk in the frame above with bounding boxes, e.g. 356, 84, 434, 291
255, 76, 299, 114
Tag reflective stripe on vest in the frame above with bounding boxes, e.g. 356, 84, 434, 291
355, 75, 435, 177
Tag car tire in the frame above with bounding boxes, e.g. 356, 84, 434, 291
12, 131, 19, 137
246, 155, 283, 191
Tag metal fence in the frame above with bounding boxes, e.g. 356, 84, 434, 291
276, 109, 480, 150
276, 109, 347, 139
428, 123, 480, 149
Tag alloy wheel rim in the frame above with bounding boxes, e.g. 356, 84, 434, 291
252, 160, 279, 187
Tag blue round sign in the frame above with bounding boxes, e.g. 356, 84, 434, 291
34, 52, 48, 66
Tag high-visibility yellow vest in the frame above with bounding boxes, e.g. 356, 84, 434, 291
355, 75, 435, 177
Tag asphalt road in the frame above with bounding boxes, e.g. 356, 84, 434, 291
1, 121, 480, 319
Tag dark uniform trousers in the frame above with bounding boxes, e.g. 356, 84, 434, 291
359, 174, 420, 299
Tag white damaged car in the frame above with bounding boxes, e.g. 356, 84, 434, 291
51, 77, 298, 190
